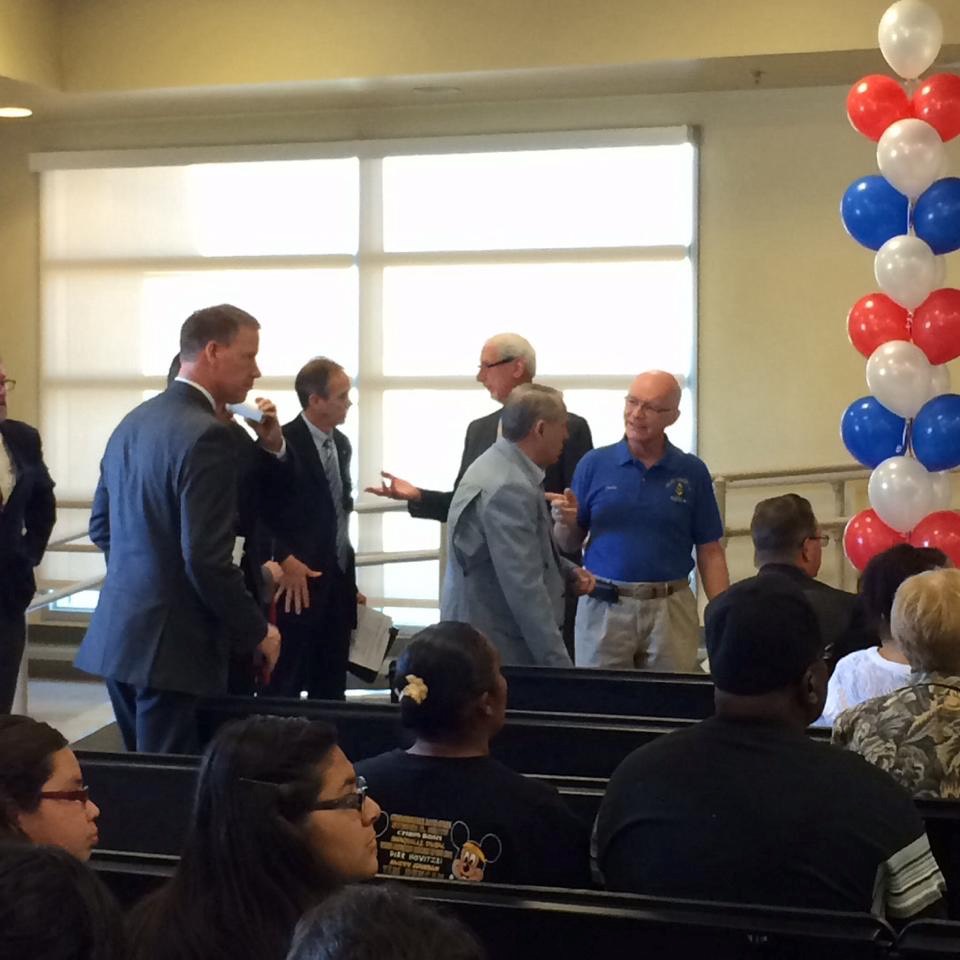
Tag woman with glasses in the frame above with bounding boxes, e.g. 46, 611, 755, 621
0, 715, 101, 861
128, 715, 381, 960
820, 544, 949, 726
357, 621, 589, 887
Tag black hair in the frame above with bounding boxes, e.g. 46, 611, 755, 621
179, 304, 259, 361
394, 622, 500, 741
860, 543, 950, 632
295, 357, 344, 408
286, 884, 486, 960
0, 843, 125, 960
751, 493, 818, 564
128, 716, 341, 960
0, 716, 68, 838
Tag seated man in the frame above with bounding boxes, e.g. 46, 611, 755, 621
833, 566, 960, 799
595, 574, 945, 922
752, 493, 869, 666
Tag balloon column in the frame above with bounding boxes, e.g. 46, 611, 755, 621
841, 0, 960, 570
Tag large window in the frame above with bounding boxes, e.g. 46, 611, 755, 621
34, 128, 698, 625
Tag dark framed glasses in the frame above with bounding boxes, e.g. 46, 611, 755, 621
39, 786, 90, 804
478, 357, 515, 371
311, 775, 368, 813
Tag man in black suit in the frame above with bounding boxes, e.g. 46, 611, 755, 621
0, 363, 56, 713
75, 305, 281, 753
366, 333, 592, 654
267, 356, 359, 700
752, 494, 870, 666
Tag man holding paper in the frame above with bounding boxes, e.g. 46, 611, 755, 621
75, 305, 281, 753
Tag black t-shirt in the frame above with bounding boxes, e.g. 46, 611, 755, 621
357, 749, 590, 888
596, 717, 944, 919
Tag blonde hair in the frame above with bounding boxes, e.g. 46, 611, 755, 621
891, 567, 960, 673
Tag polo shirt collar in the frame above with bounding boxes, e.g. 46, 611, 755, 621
617, 435, 682, 470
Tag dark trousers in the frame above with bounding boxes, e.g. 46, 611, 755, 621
106, 680, 199, 754
267, 573, 353, 701
0, 607, 26, 714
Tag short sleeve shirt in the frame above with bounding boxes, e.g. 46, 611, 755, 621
571, 438, 723, 582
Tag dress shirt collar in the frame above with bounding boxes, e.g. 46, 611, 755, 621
496, 436, 546, 486
301, 410, 334, 446
174, 377, 217, 411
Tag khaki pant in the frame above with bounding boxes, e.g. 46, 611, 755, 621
575, 582, 700, 672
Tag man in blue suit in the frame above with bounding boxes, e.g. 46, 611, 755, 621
441, 384, 594, 666
75, 305, 281, 753
0, 361, 56, 713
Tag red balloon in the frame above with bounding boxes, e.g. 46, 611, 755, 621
847, 75, 911, 141
844, 509, 907, 573
913, 73, 960, 143
913, 289, 960, 365
847, 293, 910, 358
910, 510, 960, 566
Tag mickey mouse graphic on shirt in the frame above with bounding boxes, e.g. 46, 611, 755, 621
450, 821, 502, 882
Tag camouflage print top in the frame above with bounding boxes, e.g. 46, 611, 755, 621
832, 673, 960, 799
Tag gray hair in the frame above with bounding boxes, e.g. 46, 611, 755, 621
485, 333, 536, 377
891, 567, 960, 673
501, 383, 565, 441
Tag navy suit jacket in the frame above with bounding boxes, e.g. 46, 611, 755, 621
75, 382, 268, 696
274, 414, 357, 626
0, 420, 56, 618
410, 407, 593, 523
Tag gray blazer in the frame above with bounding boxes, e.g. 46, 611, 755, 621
440, 438, 573, 667
75, 382, 268, 696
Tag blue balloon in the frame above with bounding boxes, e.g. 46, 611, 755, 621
840, 396, 907, 468
913, 394, 960, 472
914, 178, 960, 256
840, 176, 909, 251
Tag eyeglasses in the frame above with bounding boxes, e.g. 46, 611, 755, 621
804, 533, 831, 546
0, 379, 15, 392
311, 776, 369, 813
39, 786, 90, 804
625, 397, 674, 415
478, 357, 515, 371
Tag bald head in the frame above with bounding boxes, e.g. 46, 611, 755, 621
629, 371, 682, 408
623, 370, 682, 454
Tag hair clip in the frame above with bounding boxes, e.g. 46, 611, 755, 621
399, 674, 428, 704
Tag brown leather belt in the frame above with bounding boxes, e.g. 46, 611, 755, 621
615, 579, 689, 601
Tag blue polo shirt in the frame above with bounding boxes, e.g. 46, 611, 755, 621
572, 438, 723, 583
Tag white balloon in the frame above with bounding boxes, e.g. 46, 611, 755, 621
874, 235, 937, 310
866, 340, 933, 418
931, 470, 953, 511
929, 363, 952, 400
878, 0, 943, 80
877, 119, 945, 199
868, 456, 935, 532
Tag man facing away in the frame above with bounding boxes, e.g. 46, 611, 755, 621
75, 305, 281, 753
596, 574, 945, 923
552, 370, 729, 672
441, 384, 594, 667
0, 361, 55, 713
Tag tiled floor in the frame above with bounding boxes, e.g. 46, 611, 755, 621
26, 678, 116, 745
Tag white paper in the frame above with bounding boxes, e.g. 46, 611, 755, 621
349, 605, 394, 673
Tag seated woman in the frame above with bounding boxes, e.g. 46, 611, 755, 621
820, 545, 948, 726
356, 621, 590, 887
833, 566, 960, 798
286, 885, 485, 960
0, 715, 101, 861
128, 715, 382, 960
0, 842, 124, 960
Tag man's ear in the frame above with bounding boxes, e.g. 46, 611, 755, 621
477, 691, 495, 717
665, 407, 681, 428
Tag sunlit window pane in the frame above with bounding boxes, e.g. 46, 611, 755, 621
379, 389, 498, 491
43, 160, 359, 259
44, 268, 358, 378
383, 560, 440, 602
383, 145, 694, 252
382, 261, 693, 377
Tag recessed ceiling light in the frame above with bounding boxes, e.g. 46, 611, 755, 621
0, 107, 32, 118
